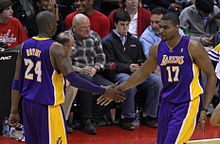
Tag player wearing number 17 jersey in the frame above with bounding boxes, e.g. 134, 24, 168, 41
157, 35, 204, 144
107, 13, 217, 144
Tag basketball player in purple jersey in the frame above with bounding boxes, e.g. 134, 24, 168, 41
8, 11, 124, 144
98, 13, 217, 144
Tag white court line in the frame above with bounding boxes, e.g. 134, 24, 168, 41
188, 138, 220, 144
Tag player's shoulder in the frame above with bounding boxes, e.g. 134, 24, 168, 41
152, 41, 160, 49
189, 38, 200, 47
50, 42, 63, 53
188, 38, 203, 52
51, 41, 62, 47
149, 41, 160, 57
188, 38, 206, 59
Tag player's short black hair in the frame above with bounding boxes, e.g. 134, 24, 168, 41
161, 12, 180, 26
195, 0, 214, 14
113, 10, 131, 24
0, 0, 12, 13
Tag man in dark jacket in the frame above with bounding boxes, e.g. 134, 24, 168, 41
102, 10, 162, 129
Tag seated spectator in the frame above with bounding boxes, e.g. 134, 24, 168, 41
179, 0, 220, 51
180, 0, 220, 115
25, 0, 64, 38
215, 12, 220, 45
64, 0, 110, 38
11, 0, 29, 25
102, 10, 162, 128
214, 0, 220, 8
56, 32, 78, 134
108, 0, 151, 38
66, 14, 113, 134
140, 7, 184, 59
13, 0, 35, 17
141, 0, 194, 11
208, 43, 220, 101
0, 0, 28, 48
168, 0, 195, 15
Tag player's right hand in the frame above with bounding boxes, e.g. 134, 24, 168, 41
9, 112, 20, 127
197, 110, 207, 133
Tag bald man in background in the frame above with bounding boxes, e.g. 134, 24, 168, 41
66, 13, 114, 134
9, 11, 124, 143
56, 32, 78, 133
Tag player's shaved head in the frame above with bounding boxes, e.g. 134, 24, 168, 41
36, 11, 57, 34
72, 13, 89, 26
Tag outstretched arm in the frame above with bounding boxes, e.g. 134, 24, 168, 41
50, 43, 125, 101
189, 40, 217, 132
97, 42, 159, 106
118, 42, 159, 91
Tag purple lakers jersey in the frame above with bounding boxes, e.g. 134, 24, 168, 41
18, 37, 65, 105
157, 36, 203, 103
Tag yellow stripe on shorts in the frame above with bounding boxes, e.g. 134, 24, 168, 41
48, 105, 67, 144
175, 97, 200, 144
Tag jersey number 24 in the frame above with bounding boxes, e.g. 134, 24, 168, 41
24, 59, 42, 82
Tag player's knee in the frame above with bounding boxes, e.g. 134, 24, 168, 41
210, 115, 219, 126
210, 118, 215, 126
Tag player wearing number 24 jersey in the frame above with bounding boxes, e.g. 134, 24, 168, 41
9, 11, 125, 144
19, 37, 64, 105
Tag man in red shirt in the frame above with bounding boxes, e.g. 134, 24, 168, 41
64, 0, 110, 38
0, 0, 28, 48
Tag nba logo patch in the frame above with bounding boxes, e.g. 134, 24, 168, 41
56, 137, 63, 144
181, 48, 183, 52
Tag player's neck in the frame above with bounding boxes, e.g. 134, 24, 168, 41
166, 35, 182, 50
37, 33, 52, 39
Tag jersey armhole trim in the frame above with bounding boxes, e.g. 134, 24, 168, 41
188, 38, 193, 62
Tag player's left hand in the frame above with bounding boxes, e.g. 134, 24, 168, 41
9, 112, 20, 128
97, 95, 113, 106
97, 84, 125, 106
197, 110, 207, 133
